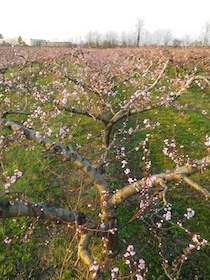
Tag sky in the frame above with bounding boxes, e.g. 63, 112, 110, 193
1, 0, 210, 42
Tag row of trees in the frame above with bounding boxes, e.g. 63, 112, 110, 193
77, 19, 210, 48
1, 20, 210, 48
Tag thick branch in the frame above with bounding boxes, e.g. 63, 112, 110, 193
171, 75, 210, 101
182, 175, 210, 198
77, 233, 94, 266
109, 60, 170, 122
0, 115, 109, 196
77, 233, 101, 279
108, 155, 210, 207
103, 74, 210, 147
0, 199, 86, 224
2, 110, 31, 116
110, 75, 210, 125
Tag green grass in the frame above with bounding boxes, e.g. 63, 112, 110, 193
104, 70, 210, 279
0, 51, 210, 279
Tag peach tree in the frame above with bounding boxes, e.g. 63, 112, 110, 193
0, 46, 210, 279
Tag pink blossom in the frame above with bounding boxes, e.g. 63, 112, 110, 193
4, 237, 12, 244
184, 208, 195, 219
124, 168, 131, 175
138, 259, 145, 270
121, 160, 128, 168
4, 182, 11, 189
136, 274, 143, 280
204, 135, 210, 147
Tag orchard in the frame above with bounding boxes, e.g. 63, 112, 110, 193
0, 46, 210, 279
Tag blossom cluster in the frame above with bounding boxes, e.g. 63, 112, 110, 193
4, 236, 12, 244
184, 208, 195, 220
162, 138, 187, 166
204, 134, 210, 147
176, 235, 208, 267
163, 204, 172, 221
56, 125, 70, 140
90, 261, 99, 279
162, 138, 177, 160
156, 205, 209, 277
111, 245, 146, 280
3, 169, 23, 190
156, 204, 172, 228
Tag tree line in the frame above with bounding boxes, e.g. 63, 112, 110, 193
81, 20, 210, 48
1, 20, 210, 48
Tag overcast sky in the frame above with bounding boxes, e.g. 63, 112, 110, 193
1, 0, 210, 41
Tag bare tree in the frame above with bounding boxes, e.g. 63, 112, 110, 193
135, 18, 144, 47
182, 34, 193, 46
85, 31, 102, 48
162, 29, 172, 45
102, 31, 119, 48
202, 22, 210, 46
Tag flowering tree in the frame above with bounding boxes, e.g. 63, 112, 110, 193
0, 46, 210, 279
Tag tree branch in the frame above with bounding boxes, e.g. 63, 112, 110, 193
0, 115, 109, 196
57, 105, 109, 124
66, 76, 101, 96
76, 233, 101, 279
65, 75, 113, 113
111, 74, 210, 125
182, 175, 210, 198
146, 59, 170, 91
0, 198, 86, 224
108, 155, 210, 207
2, 110, 31, 117
170, 75, 210, 101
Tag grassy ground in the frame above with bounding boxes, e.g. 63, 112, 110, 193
0, 47, 209, 279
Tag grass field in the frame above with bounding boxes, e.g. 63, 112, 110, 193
0, 46, 210, 279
